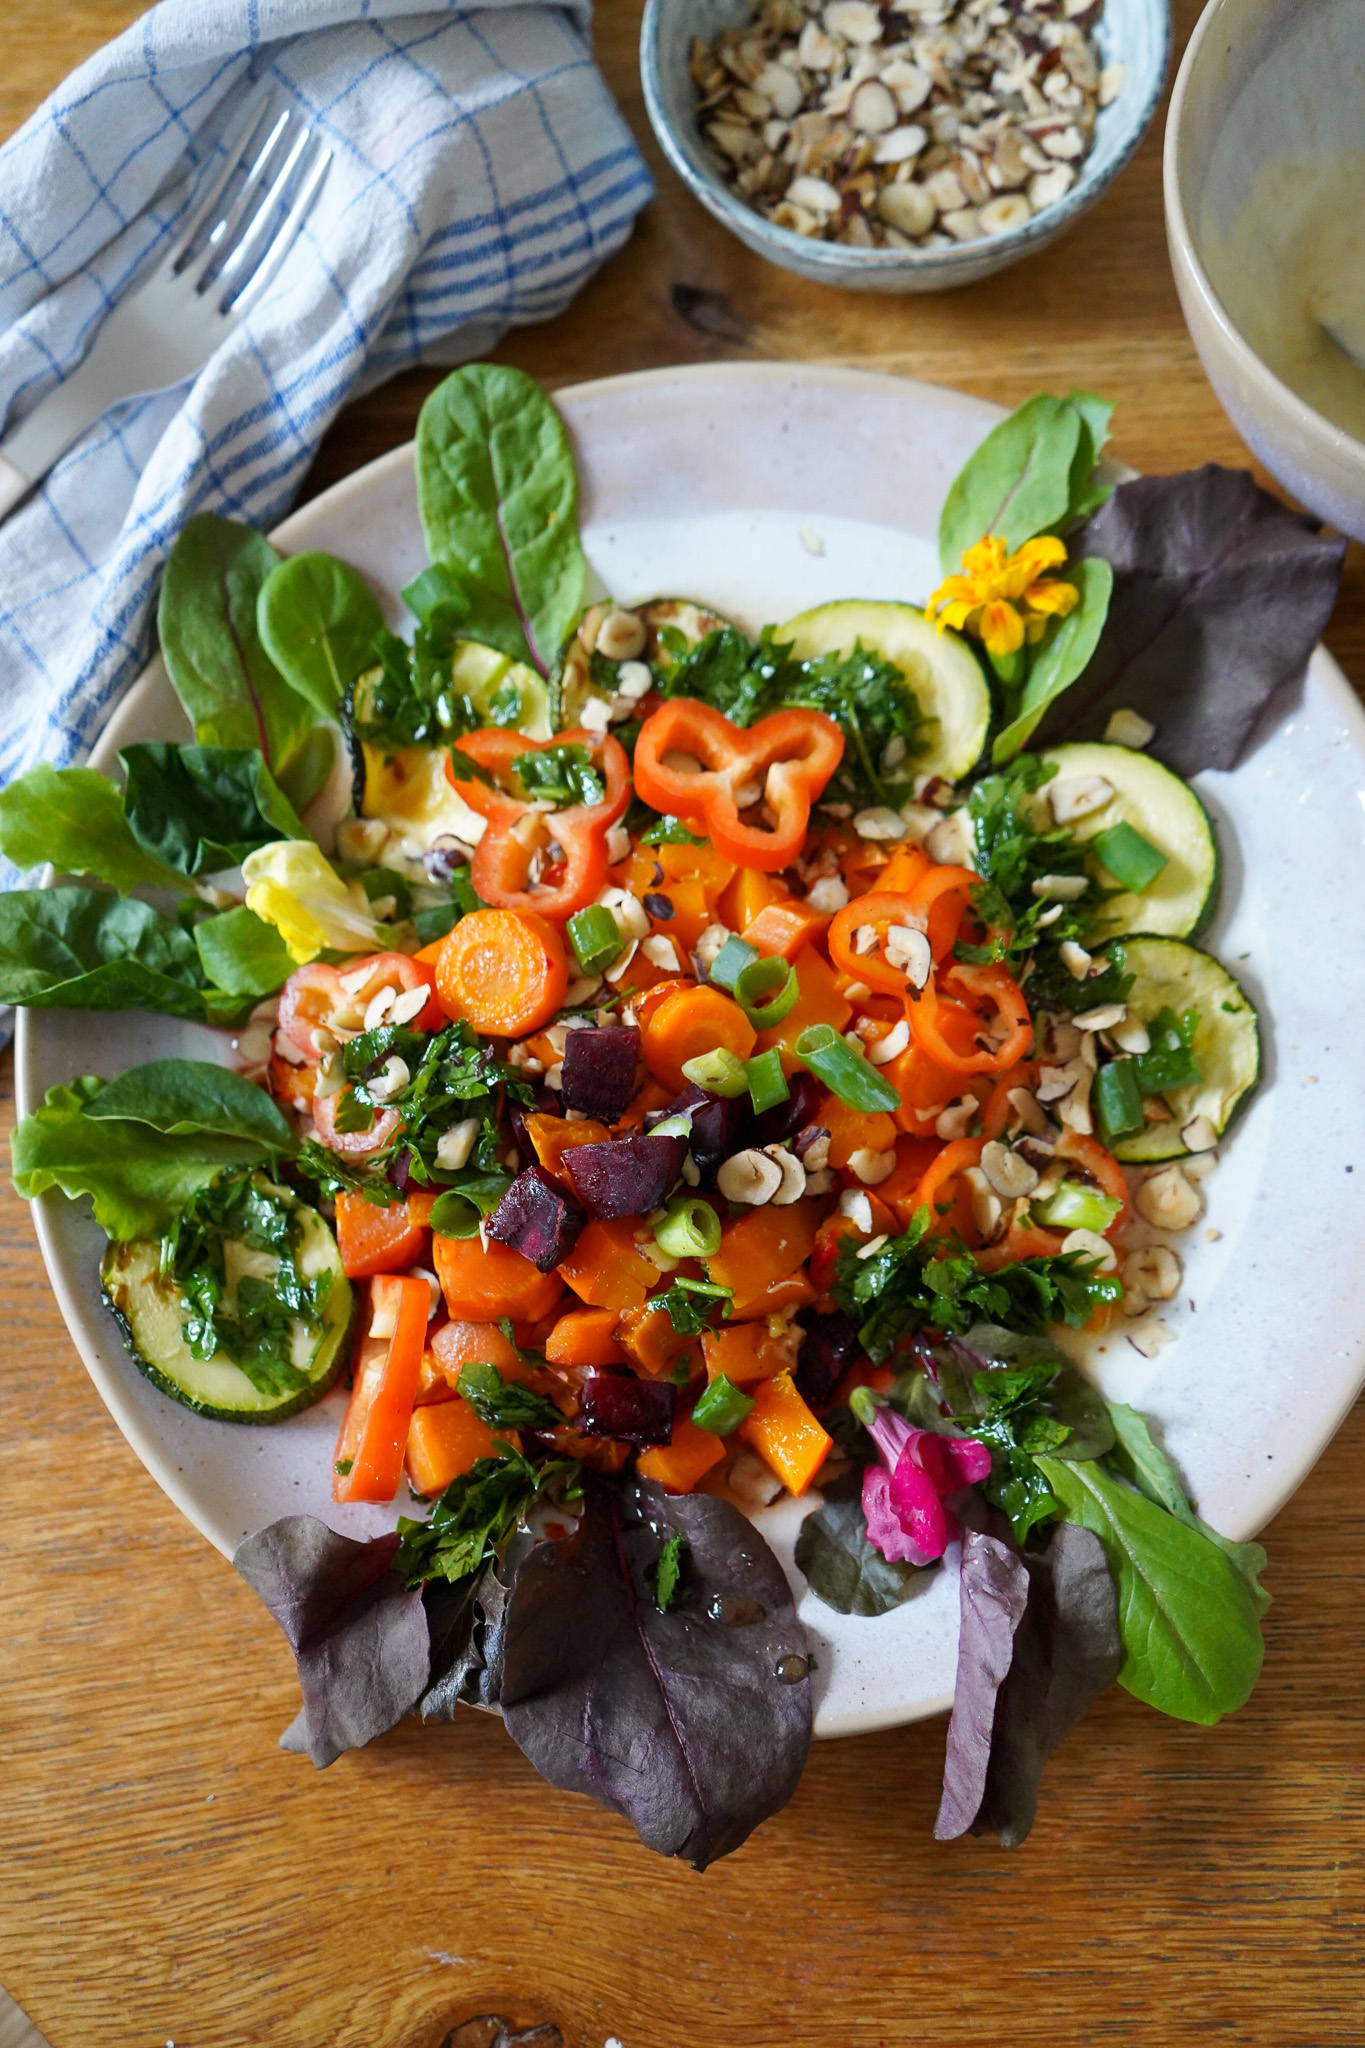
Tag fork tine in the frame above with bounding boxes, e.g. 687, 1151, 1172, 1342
210, 120, 315, 304
170, 96, 281, 276
192, 105, 298, 287
226, 141, 333, 318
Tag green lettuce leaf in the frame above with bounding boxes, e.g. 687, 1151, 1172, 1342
0, 765, 181, 891
86, 1058, 298, 1152
0, 888, 227, 1020
194, 904, 296, 999
11, 1078, 267, 1240
939, 391, 1114, 573
1106, 1402, 1270, 1616
415, 364, 587, 677
1034, 1454, 1266, 1725
119, 743, 305, 876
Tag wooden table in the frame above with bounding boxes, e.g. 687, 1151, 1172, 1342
4, 5, 1364, 2044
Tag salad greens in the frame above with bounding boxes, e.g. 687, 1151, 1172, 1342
938, 390, 1114, 572
256, 551, 385, 723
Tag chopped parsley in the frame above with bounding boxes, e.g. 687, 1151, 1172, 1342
651, 1532, 689, 1612
655, 1277, 734, 1336
394, 1447, 581, 1588
513, 741, 605, 809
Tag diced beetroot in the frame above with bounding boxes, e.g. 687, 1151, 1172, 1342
753, 1069, 822, 1148
564, 1133, 686, 1220
657, 1083, 752, 1185
560, 1025, 640, 1122
794, 1306, 860, 1410
576, 1373, 675, 1445
487, 1164, 587, 1271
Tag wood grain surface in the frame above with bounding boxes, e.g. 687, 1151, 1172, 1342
3, 4, 1364, 2045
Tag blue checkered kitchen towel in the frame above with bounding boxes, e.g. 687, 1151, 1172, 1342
0, 0, 652, 805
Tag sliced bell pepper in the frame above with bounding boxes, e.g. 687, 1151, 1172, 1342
333, 1274, 430, 1504
908, 961, 1033, 1076
278, 951, 443, 1054
828, 892, 926, 998
1056, 1129, 1130, 1228
447, 726, 630, 922
633, 699, 844, 872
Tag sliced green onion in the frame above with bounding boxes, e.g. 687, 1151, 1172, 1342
1091, 821, 1167, 892
744, 1048, 790, 1116
566, 903, 622, 975
1133, 1044, 1201, 1094
1150, 1003, 1198, 1051
691, 1373, 755, 1436
649, 1112, 694, 1139
655, 1193, 723, 1259
734, 954, 800, 1029
1032, 1179, 1123, 1233
680, 1048, 749, 1097
1093, 1059, 1143, 1143
795, 1022, 901, 1113
709, 935, 759, 992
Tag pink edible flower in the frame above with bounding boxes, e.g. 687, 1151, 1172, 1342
859, 1404, 992, 1567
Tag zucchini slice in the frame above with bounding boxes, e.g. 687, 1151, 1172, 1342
776, 599, 991, 783
1037, 743, 1219, 939
101, 1199, 352, 1422
1110, 936, 1261, 1164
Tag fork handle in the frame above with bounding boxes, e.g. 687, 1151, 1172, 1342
0, 453, 29, 519
1, 336, 148, 497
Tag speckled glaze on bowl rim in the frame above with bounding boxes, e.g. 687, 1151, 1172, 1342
17, 362, 1365, 1737
640, 0, 1172, 292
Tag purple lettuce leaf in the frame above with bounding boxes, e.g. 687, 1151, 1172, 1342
971, 1521, 1120, 1847
1039, 466, 1348, 774
420, 1538, 532, 1720
499, 1478, 811, 1868
233, 1518, 429, 1769
934, 1529, 1029, 1840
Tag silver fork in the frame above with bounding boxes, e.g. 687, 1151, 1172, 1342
0, 95, 332, 522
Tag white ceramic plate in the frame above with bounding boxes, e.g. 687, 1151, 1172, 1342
17, 364, 1365, 1738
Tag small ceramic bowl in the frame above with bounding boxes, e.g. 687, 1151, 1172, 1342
1166, 0, 1365, 539
640, 0, 1170, 293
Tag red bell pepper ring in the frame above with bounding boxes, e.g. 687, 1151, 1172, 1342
333, 1274, 430, 1503
446, 727, 630, 922
277, 951, 442, 1056
907, 961, 1033, 1075
632, 699, 844, 873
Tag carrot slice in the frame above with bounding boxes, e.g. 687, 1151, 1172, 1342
435, 907, 568, 1038
737, 1372, 831, 1497
818, 1090, 898, 1171
754, 943, 851, 1073
335, 1191, 428, 1279
523, 1111, 612, 1181
432, 1231, 564, 1322
637, 1414, 727, 1494
406, 1398, 505, 1496
640, 984, 757, 1093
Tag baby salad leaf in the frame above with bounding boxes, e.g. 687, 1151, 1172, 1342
500, 1478, 811, 1868
1107, 1402, 1270, 1615
936, 1522, 1120, 1847
415, 364, 588, 677
85, 1057, 298, 1152
0, 764, 180, 891
991, 557, 1114, 763
119, 744, 306, 875
11, 1077, 266, 1239
194, 904, 297, 1000
233, 1518, 429, 1771
794, 1468, 938, 1617
256, 552, 386, 722
1045, 467, 1349, 775
0, 887, 223, 1020
939, 395, 1085, 571
1066, 392, 1115, 524
1034, 1454, 1266, 1725
934, 1530, 1029, 1840
157, 514, 329, 809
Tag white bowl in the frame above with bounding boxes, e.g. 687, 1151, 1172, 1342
1165, 0, 1365, 539
642, 0, 1170, 293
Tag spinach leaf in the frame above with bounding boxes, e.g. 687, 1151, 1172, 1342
233, 1519, 429, 1770
794, 1469, 939, 1616
1107, 1403, 1270, 1614
1034, 1454, 1266, 1724
11, 1077, 265, 1239
415, 365, 588, 677
936, 1522, 1120, 1847
157, 514, 328, 809
119, 743, 305, 875
257, 551, 386, 723
1044, 467, 1349, 776
939, 395, 1083, 571
991, 557, 1114, 763
0, 887, 226, 1021
500, 1478, 811, 1868
194, 904, 296, 1000
86, 1057, 297, 1152
0, 764, 181, 891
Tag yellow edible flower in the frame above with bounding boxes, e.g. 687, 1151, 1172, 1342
242, 842, 382, 965
927, 534, 1080, 658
